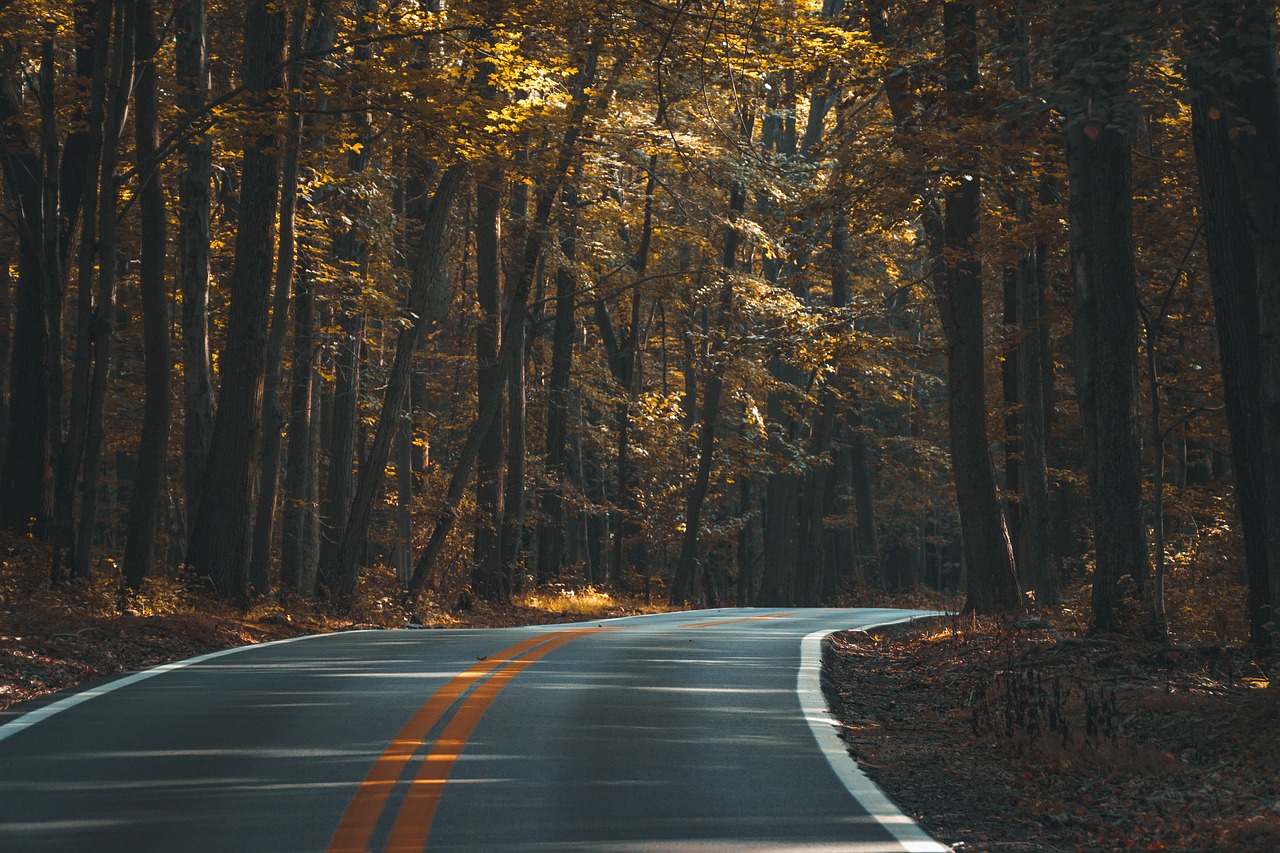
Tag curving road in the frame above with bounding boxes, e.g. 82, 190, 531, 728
0, 608, 949, 852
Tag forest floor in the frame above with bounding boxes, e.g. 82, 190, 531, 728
4, 547, 1277, 852
828, 613, 1280, 852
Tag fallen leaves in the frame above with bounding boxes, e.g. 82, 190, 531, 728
826, 618, 1280, 853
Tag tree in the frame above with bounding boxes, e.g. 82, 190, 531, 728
185, 0, 287, 604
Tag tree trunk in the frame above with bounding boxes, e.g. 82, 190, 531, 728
280, 263, 318, 596
1082, 119, 1149, 634
1185, 1, 1280, 652
1190, 86, 1272, 654
317, 311, 362, 598
248, 7, 307, 597
473, 174, 508, 600
185, 0, 286, 604
175, 0, 216, 539
1017, 222, 1054, 606
54, 0, 112, 579
0, 256, 11, 466
538, 189, 578, 585
937, 1, 1022, 615
75, 4, 136, 582
122, 0, 171, 590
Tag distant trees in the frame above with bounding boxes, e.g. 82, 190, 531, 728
0, 0, 1270, 649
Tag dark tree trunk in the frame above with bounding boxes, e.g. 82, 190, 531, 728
1211, 3, 1280, 651
1190, 96, 1272, 651
317, 311, 362, 598
76, 4, 136, 582
473, 175, 508, 600
1056, 2, 1151, 634
122, 0, 171, 590
248, 7, 307, 597
501, 178, 530, 584
1001, 268, 1022, 563
937, 1, 1022, 615
280, 263, 318, 596
0, 256, 11, 466
1186, 2, 1278, 652
1018, 224, 1054, 605
538, 189, 578, 585
0, 60, 54, 538
1081, 121, 1149, 634
176, 0, 216, 538
185, 0, 286, 604
848, 412, 882, 590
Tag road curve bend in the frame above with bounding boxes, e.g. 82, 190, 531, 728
0, 608, 950, 852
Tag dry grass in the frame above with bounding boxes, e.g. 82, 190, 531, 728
513, 584, 671, 618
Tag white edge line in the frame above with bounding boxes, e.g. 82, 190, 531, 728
799, 616, 952, 853
0, 629, 377, 744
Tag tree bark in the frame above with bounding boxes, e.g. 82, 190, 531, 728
122, 0, 172, 590
185, 0, 286, 604
248, 6, 308, 597
936, 1, 1022, 615
473, 173, 508, 600
1190, 94, 1271, 653
280, 261, 319, 597
75, 3, 135, 582
538, 188, 578, 585
1185, 2, 1279, 652
175, 0, 216, 538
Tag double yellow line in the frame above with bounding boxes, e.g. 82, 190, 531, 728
327, 610, 802, 852
327, 628, 609, 853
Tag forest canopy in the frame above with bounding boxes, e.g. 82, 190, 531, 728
0, 0, 1276, 654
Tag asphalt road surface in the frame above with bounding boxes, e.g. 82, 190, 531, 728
0, 608, 949, 852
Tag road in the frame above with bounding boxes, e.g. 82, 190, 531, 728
0, 608, 949, 852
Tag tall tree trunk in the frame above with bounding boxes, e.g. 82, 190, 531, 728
185, 0, 286, 604
1186, 1, 1280, 652
0, 255, 11, 466
473, 174, 507, 600
1057, 3, 1150, 634
280, 262, 318, 596
501, 178, 530, 584
937, 1, 1021, 614
0, 50, 57, 538
122, 0, 171, 590
1189, 83, 1271, 654
248, 6, 307, 597
1081, 120, 1149, 634
317, 311, 362, 598
176, 0, 216, 539
1017, 219, 1054, 605
54, 0, 111, 580
538, 189, 578, 585
75, 2, 135, 582
848, 418, 881, 589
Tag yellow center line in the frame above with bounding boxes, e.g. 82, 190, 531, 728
678, 610, 805, 629
382, 628, 611, 853
326, 631, 575, 853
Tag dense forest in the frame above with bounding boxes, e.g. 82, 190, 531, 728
0, 0, 1276, 650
